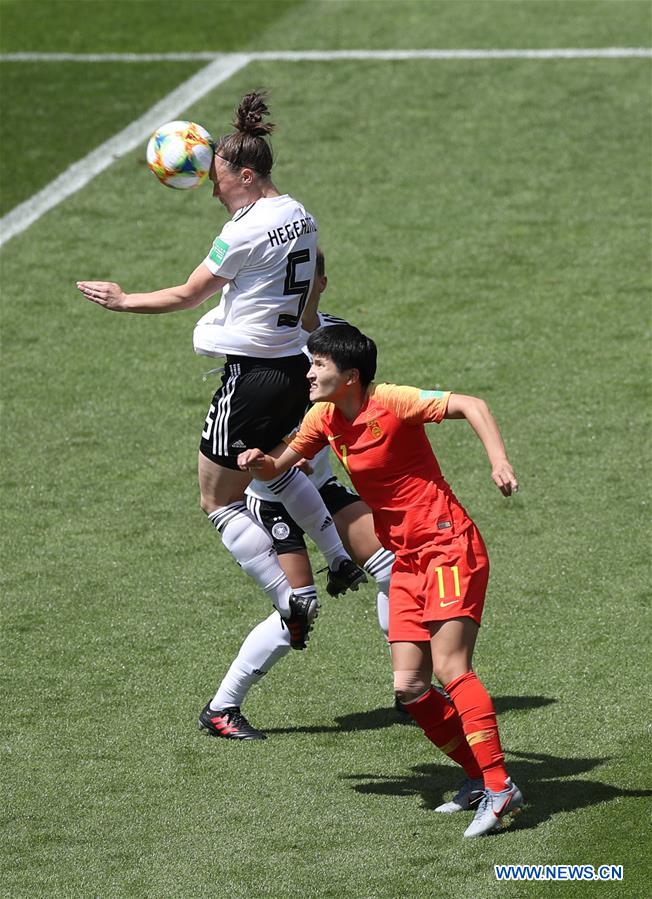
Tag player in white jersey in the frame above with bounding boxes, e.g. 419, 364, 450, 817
76, 92, 365, 713
193, 195, 318, 359
200, 249, 396, 740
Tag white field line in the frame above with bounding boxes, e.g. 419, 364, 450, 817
1, 47, 650, 247
0, 53, 250, 248
1, 48, 651, 61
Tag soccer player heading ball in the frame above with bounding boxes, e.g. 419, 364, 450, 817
77, 91, 366, 673
238, 324, 524, 838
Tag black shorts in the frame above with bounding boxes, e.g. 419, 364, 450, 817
246, 476, 361, 554
199, 353, 310, 470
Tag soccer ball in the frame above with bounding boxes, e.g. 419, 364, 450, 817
146, 120, 215, 190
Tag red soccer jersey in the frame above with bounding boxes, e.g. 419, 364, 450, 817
289, 383, 474, 556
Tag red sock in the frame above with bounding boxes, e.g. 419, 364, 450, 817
445, 671, 508, 791
404, 687, 482, 779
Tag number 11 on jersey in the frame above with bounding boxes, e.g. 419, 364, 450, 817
434, 565, 461, 604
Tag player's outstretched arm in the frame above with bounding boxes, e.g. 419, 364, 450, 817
76, 262, 228, 314
237, 443, 304, 481
445, 393, 519, 496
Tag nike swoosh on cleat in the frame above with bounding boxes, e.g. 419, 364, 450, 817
493, 794, 516, 818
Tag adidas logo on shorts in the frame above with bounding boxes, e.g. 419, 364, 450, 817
231, 439, 246, 448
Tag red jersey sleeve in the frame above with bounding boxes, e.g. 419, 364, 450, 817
288, 403, 332, 459
371, 383, 450, 424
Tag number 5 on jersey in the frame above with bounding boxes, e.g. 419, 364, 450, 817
202, 404, 216, 440
277, 249, 311, 328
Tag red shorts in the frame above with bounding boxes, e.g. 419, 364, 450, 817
388, 523, 490, 643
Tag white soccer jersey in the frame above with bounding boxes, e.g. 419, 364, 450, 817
193, 195, 318, 359
246, 310, 350, 503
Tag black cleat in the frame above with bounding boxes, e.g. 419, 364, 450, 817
198, 703, 267, 740
326, 558, 368, 597
283, 593, 319, 650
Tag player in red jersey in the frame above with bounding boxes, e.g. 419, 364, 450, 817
237, 324, 524, 838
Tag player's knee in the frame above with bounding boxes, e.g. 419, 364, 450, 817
225, 519, 274, 560
200, 490, 229, 515
393, 670, 430, 704
432, 658, 471, 687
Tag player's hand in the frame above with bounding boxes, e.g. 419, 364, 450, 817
238, 448, 267, 471
491, 460, 519, 496
293, 458, 314, 476
76, 280, 127, 311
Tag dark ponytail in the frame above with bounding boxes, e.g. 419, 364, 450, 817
216, 90, 275, 177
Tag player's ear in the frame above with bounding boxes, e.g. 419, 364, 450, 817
240, 166, 254, 185
319, 275, 328, 293
346, 368, 361, 386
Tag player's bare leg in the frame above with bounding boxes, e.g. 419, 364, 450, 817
392, 640, 484, 781
198, 450, 253, 509
277, 550, 314, 588
332, 501, 383, 565
428, 617, 523, 833
391, 641, 432, 704
429, 617, 478, 687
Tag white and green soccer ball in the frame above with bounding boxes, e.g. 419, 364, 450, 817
146, 120, 215, 190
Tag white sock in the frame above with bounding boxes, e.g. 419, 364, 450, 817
364, 547, 394, 638
208, 501, 292, 616
210, 611, 291, 710
267, 468, 349, 567
375, 590, 389, 638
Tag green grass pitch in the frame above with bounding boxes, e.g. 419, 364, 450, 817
1, 1, 650, 896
